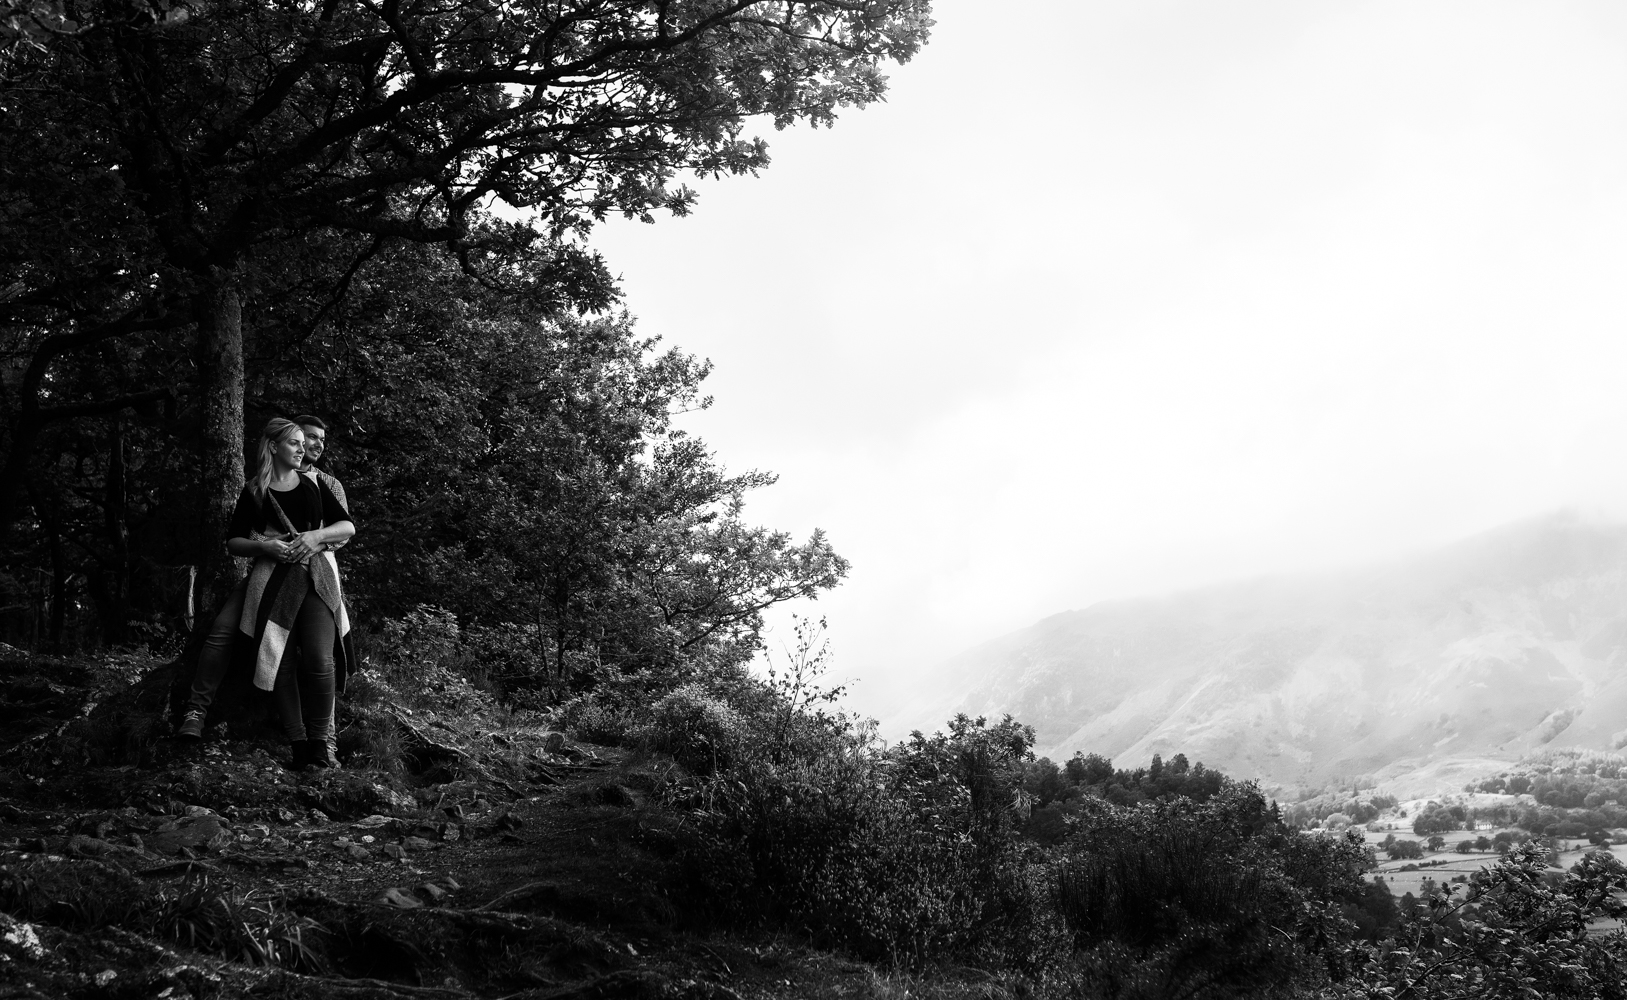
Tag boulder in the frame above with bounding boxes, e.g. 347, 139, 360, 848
145, 814, 231, 855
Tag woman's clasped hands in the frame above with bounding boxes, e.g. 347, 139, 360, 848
264, 532, 326, 564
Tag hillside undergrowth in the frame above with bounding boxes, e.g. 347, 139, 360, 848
4, 617, 1627, 999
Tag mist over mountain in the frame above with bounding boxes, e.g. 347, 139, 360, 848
894, 513, 1627, 798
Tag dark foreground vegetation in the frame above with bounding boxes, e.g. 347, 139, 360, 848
2, 628, 1626, 999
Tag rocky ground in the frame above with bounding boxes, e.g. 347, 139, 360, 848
0, 651, 1007, 1000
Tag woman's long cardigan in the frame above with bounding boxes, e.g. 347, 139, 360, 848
232, 480, 354, 692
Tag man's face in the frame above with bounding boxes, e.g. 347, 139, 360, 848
301, 425, 326, 464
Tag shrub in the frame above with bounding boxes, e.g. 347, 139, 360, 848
1054, 794, 1364, 997
636, 683, 748, 775
673, 711, 1064, 970
1332, 845, 1627, 999
363, 605, 496, 712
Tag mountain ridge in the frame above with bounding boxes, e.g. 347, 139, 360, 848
894, 512, 1627, 798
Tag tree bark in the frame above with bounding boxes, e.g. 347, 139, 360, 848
194, 276, 245, 613
47, 524, 68, 650
94, 418, 132, 645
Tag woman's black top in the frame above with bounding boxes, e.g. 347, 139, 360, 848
227, 476, 351, 540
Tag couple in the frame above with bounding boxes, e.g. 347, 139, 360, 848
179, 415, 356, 770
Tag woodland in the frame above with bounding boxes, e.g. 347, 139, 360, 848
4, 1, 1627, 998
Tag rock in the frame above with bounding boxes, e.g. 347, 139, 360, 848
495, 812, 524, 831
352, 814, 392, 829
346, 845, 369, 860
305, 776, 415, 819
374, 887, 422, 909
542, 732, 567, 754
127, 834, 144, 850
382, 843, 406, 860
0, 912, 45, 961
403, 836, 436, 851
67, 834, 114, 857
442, 877, 461, 890
416, 882, 448, 903
146, 815, 231, 855
440, 823, 461, 842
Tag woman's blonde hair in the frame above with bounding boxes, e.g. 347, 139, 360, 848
252, 417, 303, 499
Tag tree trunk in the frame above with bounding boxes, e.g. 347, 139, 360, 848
47, 523, 67, 650
95, 418, 132, 645
163, 275, 246, 728
194, 276, 245, 613
29, 483, 71, 651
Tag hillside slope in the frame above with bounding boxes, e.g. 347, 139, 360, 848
898, 513, 1627, 797
0, 651, 1003, 1000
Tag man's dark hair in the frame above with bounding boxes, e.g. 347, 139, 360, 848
292, 414, 328, 430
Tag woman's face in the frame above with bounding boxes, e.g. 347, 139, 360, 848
274, 429, 306, 470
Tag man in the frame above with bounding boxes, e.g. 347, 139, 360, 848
290, 414, 353, 766
177, 413, 351, 742
293, 414, 349, 520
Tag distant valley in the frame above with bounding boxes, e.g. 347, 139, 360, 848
892, 513, 1627, 798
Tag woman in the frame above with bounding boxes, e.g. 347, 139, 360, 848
181, 417, 355, 769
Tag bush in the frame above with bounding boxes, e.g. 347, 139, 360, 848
1054, 792, 1369, 997
1332, 845, 1627, 999
363, 605, 496, 713
671, 710, 1064, 970
636, 683, 748, 775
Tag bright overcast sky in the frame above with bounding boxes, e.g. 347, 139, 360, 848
590, 0, 1627, 720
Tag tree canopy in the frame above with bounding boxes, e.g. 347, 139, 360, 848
1, 0, 929, 606
0, 0, 919, 676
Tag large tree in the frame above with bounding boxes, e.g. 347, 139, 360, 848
1, 0, 931, 605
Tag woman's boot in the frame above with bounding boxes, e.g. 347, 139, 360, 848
308, 722, 339, 769
289, 740, 314, 771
